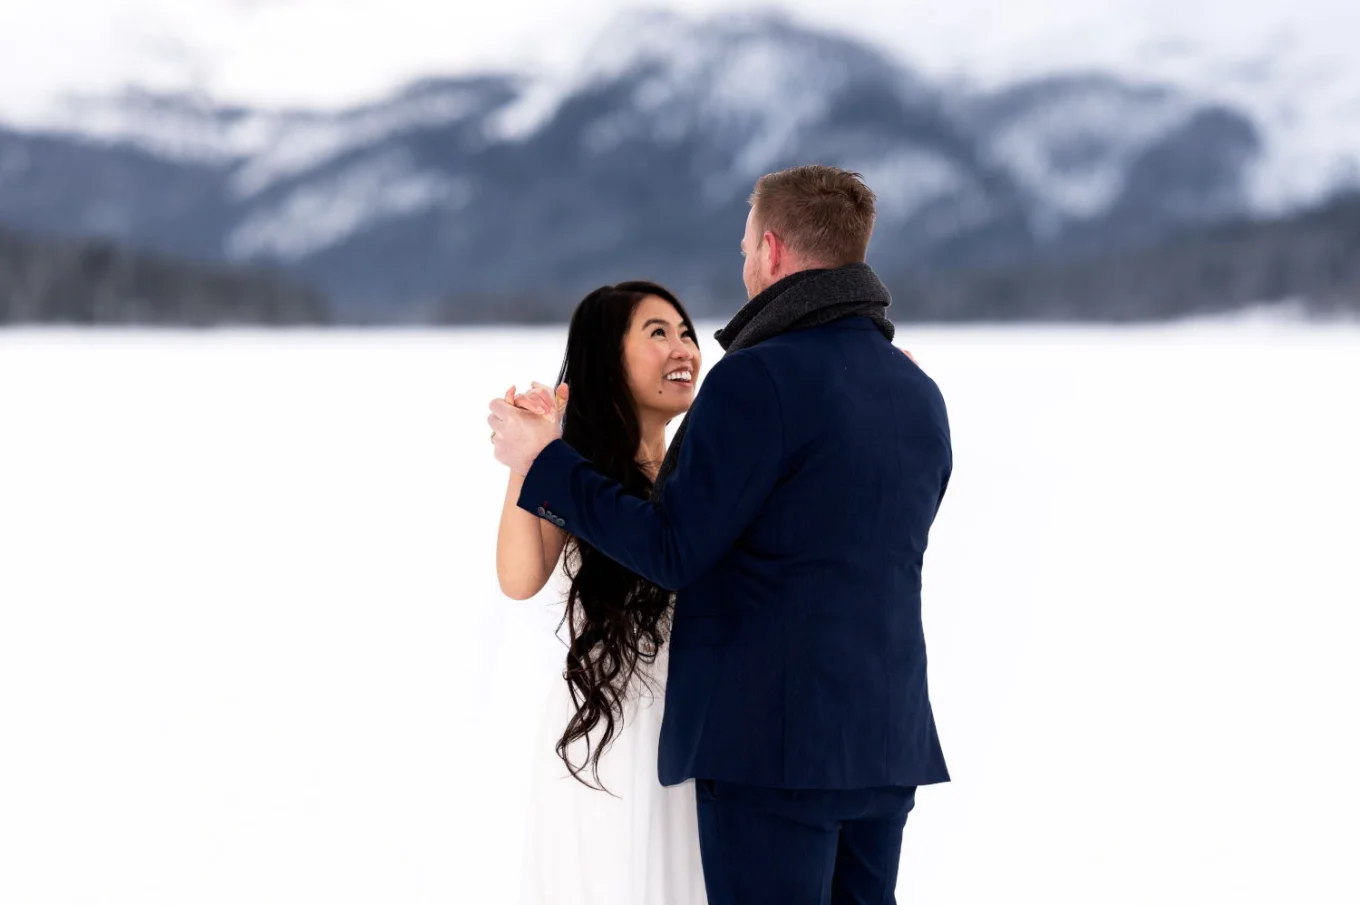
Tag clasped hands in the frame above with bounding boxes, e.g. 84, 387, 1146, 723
488, 381, 570, 475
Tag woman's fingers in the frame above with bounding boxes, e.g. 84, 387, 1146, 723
504, 381, 566, 417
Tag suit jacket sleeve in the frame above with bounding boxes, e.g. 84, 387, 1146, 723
516, 351, 782, 591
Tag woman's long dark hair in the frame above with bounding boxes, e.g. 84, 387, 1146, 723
552, 281, 698, 791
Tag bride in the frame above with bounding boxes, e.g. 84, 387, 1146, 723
494, 281, 708, 905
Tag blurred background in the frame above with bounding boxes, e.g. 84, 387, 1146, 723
1, 1, 1358, 903
4, 0, 1360, 325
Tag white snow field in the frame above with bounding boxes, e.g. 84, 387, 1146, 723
1, 320, 1358, 904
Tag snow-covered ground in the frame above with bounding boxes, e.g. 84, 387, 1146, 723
1, 322, 1358, 903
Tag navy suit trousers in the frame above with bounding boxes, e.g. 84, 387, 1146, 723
694, 780, 917, 905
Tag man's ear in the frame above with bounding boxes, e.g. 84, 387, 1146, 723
764, 230, 782, 275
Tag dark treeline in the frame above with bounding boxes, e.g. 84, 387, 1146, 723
4, 192, 1359, 327
0, 227, 326, 326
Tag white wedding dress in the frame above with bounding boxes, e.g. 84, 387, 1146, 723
518, 588, 708, 905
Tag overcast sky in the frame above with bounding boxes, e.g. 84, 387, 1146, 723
0, 0, 1344, 121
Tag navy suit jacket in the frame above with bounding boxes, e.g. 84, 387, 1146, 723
519, 317, 952, 790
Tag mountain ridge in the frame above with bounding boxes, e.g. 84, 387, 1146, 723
0, 10, 1352, 322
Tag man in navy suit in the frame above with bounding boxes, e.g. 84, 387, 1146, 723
489, 165, 952, 905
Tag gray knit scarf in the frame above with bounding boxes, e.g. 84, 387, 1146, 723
653, 262, 894, 495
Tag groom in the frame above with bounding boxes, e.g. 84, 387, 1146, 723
490, 165, 952, 905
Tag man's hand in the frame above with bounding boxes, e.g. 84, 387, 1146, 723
488, 383, 568, 475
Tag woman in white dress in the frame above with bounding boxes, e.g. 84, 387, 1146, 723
494, 282, 709, 905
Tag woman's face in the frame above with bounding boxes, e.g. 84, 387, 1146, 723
622, 295, 701, 422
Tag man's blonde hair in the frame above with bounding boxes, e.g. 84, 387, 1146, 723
748, 165, 876, 266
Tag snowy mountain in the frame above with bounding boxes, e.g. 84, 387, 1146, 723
0, 8, 1345, 319
868, 0, 1360, 215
